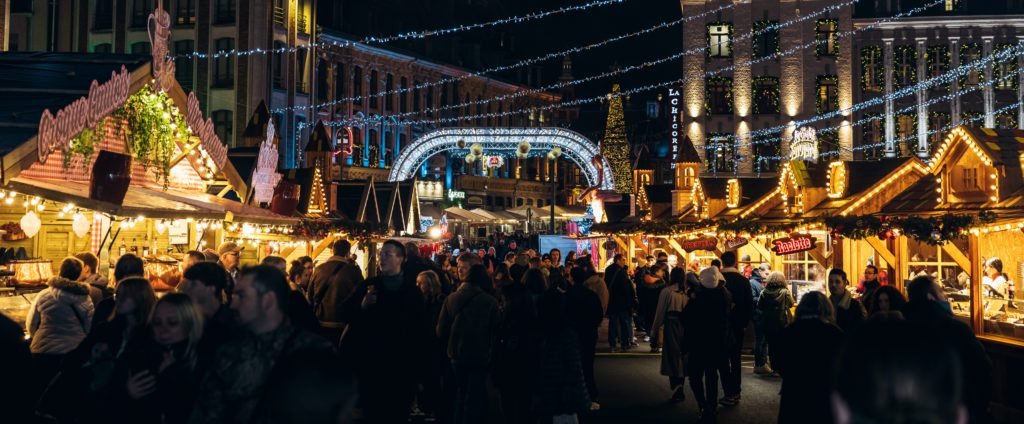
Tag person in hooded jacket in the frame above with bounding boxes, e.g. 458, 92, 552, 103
77, 252, 111, 307
639, 263, 668, 353
605, 254, 637, 352
684, 267, 731, 422
774, 292, 844, 424
437, 264, 501, 424
568, 260, 606, 411
756, 271, 795, 375
827, 269, 867, 333
651, 268, 690, 402
26, 257, 95, 392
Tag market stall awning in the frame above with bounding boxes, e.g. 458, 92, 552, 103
443, 206, 489, 222
469, 208, 521, 222
506, 205, 588, 219
7, 176, 297, 225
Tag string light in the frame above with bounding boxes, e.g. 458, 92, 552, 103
275, 0, 849, 116
176, 0, 629, 60
306, 0, 942, 130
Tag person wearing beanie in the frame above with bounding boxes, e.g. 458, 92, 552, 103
683, 267, 731, 421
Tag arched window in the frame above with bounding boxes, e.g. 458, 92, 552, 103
684, 167, 695, 188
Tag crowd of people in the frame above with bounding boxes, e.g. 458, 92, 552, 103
0, 238, 998, 424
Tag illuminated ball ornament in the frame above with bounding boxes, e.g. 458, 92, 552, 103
20, 210, 41, 238
470, 143, 484, 156
465, 153, 477, 164
456, 139, 467, 149
931, 229, 942, 242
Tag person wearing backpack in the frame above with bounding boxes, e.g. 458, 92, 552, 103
436, 264, 501, 424
755, 271, 794, 376
307, 239, 364, 342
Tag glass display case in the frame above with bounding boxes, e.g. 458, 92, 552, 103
0, 287, 42, 331
976, 229, 1024, 341
9, 259, 54, 287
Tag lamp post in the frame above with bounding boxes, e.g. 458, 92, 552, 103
547, 147, 562, 234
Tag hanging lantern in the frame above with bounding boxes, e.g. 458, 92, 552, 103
20, 210, 41, 238
470, 143, 484, 156
72, 212, 90, 238
550, 147, 562, 158
155, 220, 167, 235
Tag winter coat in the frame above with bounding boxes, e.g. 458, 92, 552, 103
722, 268, 755, 332
533, 287, 591, 415
437, 283, 501, 368
27, 277, 95, 354
494, 283, 539, 390
567, 281, 604, 345
339, 273, 426, 380
84, 273, 113, 307
829, 290, 866, 333
584, 274, 609, 315
108, 338, 198, 424
0, 312, 32, 423
651, 285, 688, 378
306, 256, 364, 325
775, 319, 844, 424
683, 285, 731, 362
605, 263, 637, 315
757, 285, 795, 333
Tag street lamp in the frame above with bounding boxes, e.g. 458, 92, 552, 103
547, 147, 562, 234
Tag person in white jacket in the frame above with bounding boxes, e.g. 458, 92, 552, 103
26, 257, 95, 383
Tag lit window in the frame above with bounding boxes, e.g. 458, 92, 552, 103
707, 24, 733, 58
927, 45, 949, 80
706, 77, 733, 115
212, 110, 233, 146
945, 0, 958, 12
705, 134, 735, 173
816, 75, 838, 114
894, 46, 917, 87
994, 44, 1018, 91
815, 20, 839, 57
753, 76, 779, 114
176, 0, 196, 25
860, 46, 883, 92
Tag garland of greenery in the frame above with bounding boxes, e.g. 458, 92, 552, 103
591, 212, 997, 246
860, 46, 884, 93
752, 20, 780, 59
814, 19, 839, 57
893, 45, 918, 88
705, 22, 734, 59
63, 122, 102, 171
815, 75, 839, 114
705, 76, 734, 115
996, 111, 1018, 129
123, 86, 188, 187
752, 76, 780, 115
288, 218, 381, 242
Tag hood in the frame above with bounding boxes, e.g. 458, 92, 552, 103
85, 273, 109, 288
762, 285, 790, 301
699, 267, 724, 289
47, 277, 91, 296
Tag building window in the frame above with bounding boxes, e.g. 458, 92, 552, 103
215, 0, 236, 24
94, 0, 113, 30
896, 113, 917, 156
962, 111, 983, 128
816, 75, 839, 114
945, 0, 959, 12
212, 110, 233, 146
425, 86, 434, 116
297, 0, 309, 34
927, 45, 950, 88
705, 77, 733, 115
174, 40, 194, 91
894, 45, 917, 88
477, 96, 484, 126
385, 74, 394, 111
130, 42, 151, 55
683, 167, 695, 188
754, 142, 780, 172
399, 77, 409, 113
960, 43, 983, 87
273, 0, 286, 27
707, 23, 733, 58
213, 38, 235, 88
413, 81, 421, 112
783, 250, 827, 285
317, 60, 329, 103
994, 44, 1019, 91
352, 66, 363, 105
132, 0, 152, 28
862, 113, 884, 160
295, 50, 308, 94
175, 0, 196, 25
369, 70, 378, 109
646, 101, 659, 119
996, 113, 1018, 130
93, 43, 112, 53
860, 46, 883, 93
334, 63, 345, 101
752, 20, 779, 59
929, 112, 951, 149
752, 76, 780, 114
272, 41, 285, 90
705, 134, 735, 173
296, 116, 307, 159
815, 19, 839, 57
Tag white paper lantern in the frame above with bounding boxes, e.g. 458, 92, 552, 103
155, 220, 167, 235
20, 210, 41, 238
72, 212, 90, 238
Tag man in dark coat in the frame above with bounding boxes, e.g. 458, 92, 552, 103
605, 254, 637, 352
567, 266, 605, 409
828, 269, 867, 333
718, 251, 754, 406
903, 275, 993, 424
307, 239, 364, 342
404, 242, 451, 289
685, 267, 731, 422
774, 293, 844, 424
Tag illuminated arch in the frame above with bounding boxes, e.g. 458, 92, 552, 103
388, 127, 614, 190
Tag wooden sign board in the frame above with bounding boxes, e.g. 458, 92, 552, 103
680, 237, 718, 252
771, 234, 817, 255
725, 237, 749, 250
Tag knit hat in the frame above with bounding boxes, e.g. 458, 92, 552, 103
699, 267, 724, 289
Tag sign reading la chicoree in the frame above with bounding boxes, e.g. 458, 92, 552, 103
680, 236, 718, 252
771, 234, 817, 255
38, 66, 132, 164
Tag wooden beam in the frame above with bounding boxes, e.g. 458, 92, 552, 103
749, 240, 772, 261
969, 234, 982, 332
940, 241, 972, 275
216, 185, 234, 198
665, 238, 688, 259
807, 244, 832, 269
864, 236, 897, 268
309, 235, 337, 261
631, 235, 648, 256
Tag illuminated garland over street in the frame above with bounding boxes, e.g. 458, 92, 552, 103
591, 212, 996, 246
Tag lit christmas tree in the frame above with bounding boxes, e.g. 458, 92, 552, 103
602, 84, 633, 194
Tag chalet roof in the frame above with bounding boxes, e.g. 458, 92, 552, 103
938, 127, 1024, 168
678, 137, 702, 163
698, 178, 729, 199
305, 120, 333, 153
882, 178, 1024, 221
241, 100, 272, 139
844, 158, 914, 196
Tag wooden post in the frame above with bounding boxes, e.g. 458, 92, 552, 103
894, 236, 908, 291
969, 234, 982, 333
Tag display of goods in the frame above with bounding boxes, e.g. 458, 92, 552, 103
146, 259, 181, 291
1, 222, 25, 241
10, 260, 54, 286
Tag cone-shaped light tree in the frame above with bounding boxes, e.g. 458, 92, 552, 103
602, 84, 633, 194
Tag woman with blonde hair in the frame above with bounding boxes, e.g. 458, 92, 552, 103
110, 292, 204, 423
775, 291, 844, 423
